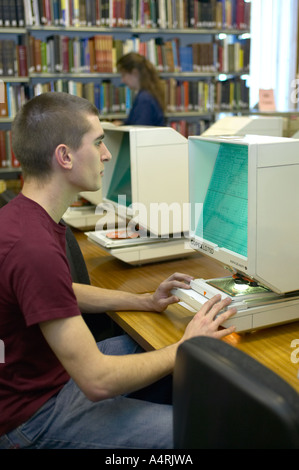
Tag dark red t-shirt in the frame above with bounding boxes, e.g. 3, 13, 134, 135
0, 193, 81, 435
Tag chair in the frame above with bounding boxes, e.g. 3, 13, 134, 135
63, 221, 120, 342
0, 189, 17, 208
173, 336, 299, 449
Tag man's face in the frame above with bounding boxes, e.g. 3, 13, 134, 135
70, 114, 112, 192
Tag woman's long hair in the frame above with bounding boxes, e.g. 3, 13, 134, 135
117, 52, 166, 112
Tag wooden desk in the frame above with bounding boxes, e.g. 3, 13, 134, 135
75, 230, 229, 292
108, 306, 299, 392
75, 230, 299, 393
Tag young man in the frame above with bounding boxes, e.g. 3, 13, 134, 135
0, 92, 236, 449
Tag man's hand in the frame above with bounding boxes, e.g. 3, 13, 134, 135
149, 272, 194, 312
181, 295, 236, 341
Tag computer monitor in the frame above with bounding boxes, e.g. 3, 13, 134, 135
188, 134, 299, 294
100, 124, 189, 237
201, 115, 283, 137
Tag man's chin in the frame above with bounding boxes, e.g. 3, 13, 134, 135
79, 187, 102, 204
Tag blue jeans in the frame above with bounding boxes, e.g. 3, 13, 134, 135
0, 335, 173, 449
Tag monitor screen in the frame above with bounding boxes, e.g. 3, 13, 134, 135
195, 141, 248, 257
189, 134, 299, 294
105, 132, 132, 207
101, 124, 189, 237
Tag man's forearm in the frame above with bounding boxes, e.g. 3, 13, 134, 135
73, 282, 154, 313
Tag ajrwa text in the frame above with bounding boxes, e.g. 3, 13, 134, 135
105, 454, 193, 467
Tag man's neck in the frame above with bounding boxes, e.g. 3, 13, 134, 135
21, 179, 76, 223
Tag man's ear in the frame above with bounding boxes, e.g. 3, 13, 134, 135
55, 144, 73, 170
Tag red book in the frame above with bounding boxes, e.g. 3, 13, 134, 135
0, 130, 7, 168
61, 36, 70, 73
44, 0, 52, 25
9, 130, 20, 168
183, 81, 189, 112
236, 0, 245, 29
17, 45, 28, 77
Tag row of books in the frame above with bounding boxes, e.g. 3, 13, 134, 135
28, 34, 115, 73
0, 81, 133, 117
172, 38, 250, 74
0, 120, 207, 166
167, 76, 249, 112
33, 79, 134, 113
0, 34, 250, 77
32, 79, 217, 114
24, 34, 250, 75
0, 0, 25, 27
0, 130, 20, 168
0, 77, 249, 119
0, 40, 28, 77
0, 82, 29, 118
165, 78, 215, 112
214, 77, 249, 110
19, 0, 250, 30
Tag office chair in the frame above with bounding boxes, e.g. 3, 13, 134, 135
173, 336, 299, 449
0, 189, 17, 208
63, 221, 119, 342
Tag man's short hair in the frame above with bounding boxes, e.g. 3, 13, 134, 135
12, 92, 99, 179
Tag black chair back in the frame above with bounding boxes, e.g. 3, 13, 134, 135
62, 220, 117, 341
173, 336, 299, 449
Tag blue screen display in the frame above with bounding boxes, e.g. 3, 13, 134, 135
195, 142, 248, 257
106, 133, 132, 207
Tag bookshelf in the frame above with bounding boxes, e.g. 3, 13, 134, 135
0, 20, 28, 175
0, 0, 251, 176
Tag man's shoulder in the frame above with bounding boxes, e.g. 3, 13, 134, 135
0, 194, 59, 262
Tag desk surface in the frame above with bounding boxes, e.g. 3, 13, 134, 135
75, 230, 299, 393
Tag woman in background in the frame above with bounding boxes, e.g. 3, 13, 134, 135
117, 52, 166, 126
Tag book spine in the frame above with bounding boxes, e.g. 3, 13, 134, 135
34, 38, 42, 73
52, 0, 60, 25
61, 0, 70, 26
79, 0, 86, 25
0, 83, 8, 117
15, 0, 25, 26
2, 0, 12, 26
72, 0, 80, 26
9, 130, 20, 167
3, 40, 16, 76
0, 130, 7, 168
9, 0, 18, 27
16, 44, 28, 76
0, 0, 3, 27
0, 41, 3, 75
61, 36, 69, 73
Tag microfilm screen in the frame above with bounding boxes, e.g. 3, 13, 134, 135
195, 142, 248, 257
106, 132, 132, 207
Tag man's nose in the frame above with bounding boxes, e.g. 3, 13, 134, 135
101, 143, 112, 162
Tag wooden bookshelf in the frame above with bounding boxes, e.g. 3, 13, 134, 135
0, 0, 252, 172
